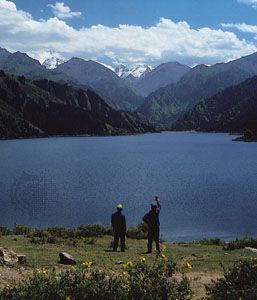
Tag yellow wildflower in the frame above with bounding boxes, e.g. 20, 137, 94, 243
121, 283, 129, 289
161, 244, 167, 251
185, 262, 192, 269
83, 261, 93, 268
66, 297, 71, 300
37, 268, 47, 275
140, 256, 146, 263
124, 261, 133, 268
160, 254, 168, 261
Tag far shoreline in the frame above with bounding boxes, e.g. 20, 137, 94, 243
0, 130, 249, 142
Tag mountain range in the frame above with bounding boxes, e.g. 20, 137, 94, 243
0, 48, 143, 111
43, 57, 190, 99
1, 46, 257, 139
137, 52, 257, 127
0, 48, 192, 112
0, 70, 153, 139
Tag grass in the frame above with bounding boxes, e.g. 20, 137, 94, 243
1, 235, 257, 298
1, 235, 256, 272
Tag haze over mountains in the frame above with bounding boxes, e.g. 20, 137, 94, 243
1, 46, 257, 139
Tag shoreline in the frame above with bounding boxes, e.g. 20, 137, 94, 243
0, 130, 159, 142
1, 224, 256, 244
0, 130, 246, 142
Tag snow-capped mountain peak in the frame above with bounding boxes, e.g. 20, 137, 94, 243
130, 64, 154, 78
115, 64, 154, 79
115, 64, 130, 78
42, 57, 66, 69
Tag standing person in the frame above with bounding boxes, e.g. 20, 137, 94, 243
143, 196, 161, 254
111, 204, 126, 252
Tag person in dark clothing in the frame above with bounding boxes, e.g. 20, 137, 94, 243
143, 196, 161, 253
111, 204, 126, 252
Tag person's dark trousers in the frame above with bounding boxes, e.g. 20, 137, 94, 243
147, 227, 160, 253
113, 232, 126, 252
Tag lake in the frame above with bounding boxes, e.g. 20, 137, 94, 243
0, 132, 257, 241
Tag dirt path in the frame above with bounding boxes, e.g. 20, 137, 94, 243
0, 266, 32, 288
176, 271, 222, 299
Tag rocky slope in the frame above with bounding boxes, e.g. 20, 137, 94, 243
173, 76, 257, 133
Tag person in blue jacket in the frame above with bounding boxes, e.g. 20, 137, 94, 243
111, 204, 126, 252
143, 196, 161, 253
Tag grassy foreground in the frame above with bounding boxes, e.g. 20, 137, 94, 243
1, 234, 257, 298
0, 235, 256, 271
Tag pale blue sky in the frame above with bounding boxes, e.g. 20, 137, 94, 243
12, 0, 257, 29
1, 0, 257, 66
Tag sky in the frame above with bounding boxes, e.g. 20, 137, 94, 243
1, 0, 257, 67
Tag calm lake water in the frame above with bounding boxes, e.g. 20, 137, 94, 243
0, 132, 257, 241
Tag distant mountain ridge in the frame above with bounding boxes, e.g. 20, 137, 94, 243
0, 48, 192, 113
0, 70, 154, 139
115, 61, 190, 97
137, 52, 257, 126
56, 58, 144, 110
134, 62, 191, 97
0, 48, 79, 85
173, 75, 257, 133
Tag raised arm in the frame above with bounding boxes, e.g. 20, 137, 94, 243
156, 197, 161, 213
